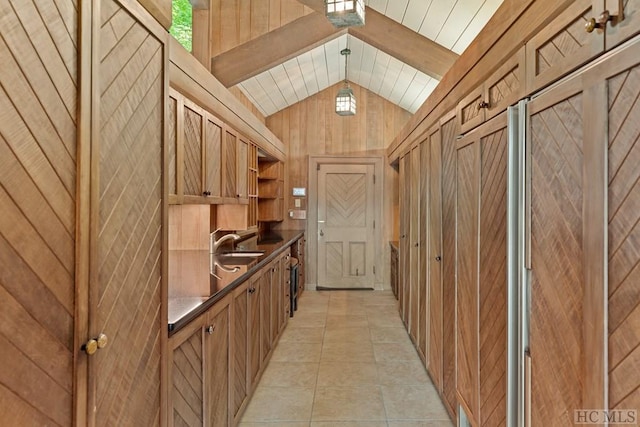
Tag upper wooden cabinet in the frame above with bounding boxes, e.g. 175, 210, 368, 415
526, 0, 640, 93
169, 88, 257, 209
457, 47, 525, 134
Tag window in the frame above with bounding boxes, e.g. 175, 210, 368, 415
170, 0, 192, 52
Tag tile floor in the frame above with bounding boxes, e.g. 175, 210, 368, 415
239, 290, 454, 427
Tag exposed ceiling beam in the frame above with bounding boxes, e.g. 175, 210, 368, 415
295, 0, 459, 78
211, 12, 345, 88
348, 8, 458, 80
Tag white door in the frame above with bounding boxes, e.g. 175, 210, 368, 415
317, 164, 376, 289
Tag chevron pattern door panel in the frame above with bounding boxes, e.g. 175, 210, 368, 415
94, 1, 165, 424
183, 101, 204, 197
0, 0, 77, 423
326, 173, 367, 227
479, 125, 508, 427
172, 328, 205, 427
318, 164, 375, 288
456, 140, 480, 422
529, 91, 585, 427
607, 61, 640, 414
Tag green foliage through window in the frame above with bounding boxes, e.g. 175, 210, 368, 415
170, 0, 192, 52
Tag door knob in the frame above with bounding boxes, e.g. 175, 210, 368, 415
82, 333, 108, 355
319, 229, 324, 237
206, 325, 215, 335
435, 256, 442, 262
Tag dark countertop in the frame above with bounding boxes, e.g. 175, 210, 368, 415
168, 230, 304, 336
390, 241, 399, 250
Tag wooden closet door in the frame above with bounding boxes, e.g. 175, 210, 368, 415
527, 63, 607, 425
409, 146, 421, 345
587, 37, 640, 418
88, 1, 167, 425
0, 0, 78, 424
418, 138, 430, 362
478, 116, 508, 427
399, 154, 411, 325
456, 137, 481, 423
428, 127, 444, 392
440, 114, 458, 418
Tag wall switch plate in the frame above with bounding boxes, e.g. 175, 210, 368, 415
294, 199, 301, 207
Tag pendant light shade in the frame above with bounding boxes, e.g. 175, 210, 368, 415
325, 0, 365, 28
335, 47, 356, 116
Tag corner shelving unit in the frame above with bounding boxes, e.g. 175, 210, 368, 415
257, 158, 284, 222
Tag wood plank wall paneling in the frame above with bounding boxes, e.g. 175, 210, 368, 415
209, 0, 313, 57
479, 127, 508, 427
229, 86, 266, 125
0, 0, 77, 424
440, 116, 458, 417
266, 81, 411, 288
607, 62, 640, 412
95, 0, 164, 424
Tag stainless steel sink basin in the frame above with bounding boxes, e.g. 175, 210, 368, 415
212, 250, 265, 267
218, 251, 265, 257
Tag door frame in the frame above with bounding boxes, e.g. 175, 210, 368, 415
307, 155, 384, 290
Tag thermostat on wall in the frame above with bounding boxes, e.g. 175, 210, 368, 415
292, 187, 306, 197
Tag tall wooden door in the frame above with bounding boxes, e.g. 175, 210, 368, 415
399, 155, 411, 323
418, 139, 430, 362
428, 126, 444, 391
526, 54, 607, 426
84, 1, 167, 425
317, 164, 376, 289
0, 0, 78, 424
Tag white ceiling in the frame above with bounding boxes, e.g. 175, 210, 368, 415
237, 0, 503, 117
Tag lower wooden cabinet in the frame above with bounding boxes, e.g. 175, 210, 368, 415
169, 294, 231, 427
169, 246, 297, 426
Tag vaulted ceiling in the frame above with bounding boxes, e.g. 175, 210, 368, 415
210, 0, 503, 116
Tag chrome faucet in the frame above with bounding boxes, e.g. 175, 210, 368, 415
210, 228, 241, 253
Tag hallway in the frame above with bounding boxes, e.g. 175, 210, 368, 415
239, 290, 453, 426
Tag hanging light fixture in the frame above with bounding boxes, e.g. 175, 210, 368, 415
325, 0, 365, 28
335, 47, 356, 116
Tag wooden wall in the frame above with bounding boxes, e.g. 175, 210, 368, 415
229, 86, 266, 125
208, 0, 313, 56
266, 81, 411, 287
0, 0, 77, 424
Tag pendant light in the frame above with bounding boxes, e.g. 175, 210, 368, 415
335, 47, 356, 116
325, 0, 365, 28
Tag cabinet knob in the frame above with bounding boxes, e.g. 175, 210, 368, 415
477, 101, 490, 110
414, 243, 419, 247
585, 9, 621, 33
206, 325, 215, 335
435, 256, 442, 262
203, 191, 211, 196
82, 333, 108, 355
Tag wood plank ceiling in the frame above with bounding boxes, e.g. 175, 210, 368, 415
226, 0, 503, 116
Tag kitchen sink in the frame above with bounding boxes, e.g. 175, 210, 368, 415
218, 251, 265, 257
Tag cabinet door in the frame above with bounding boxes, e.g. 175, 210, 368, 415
248, 277, 261, 392
399, 154, 411, 326
418, 138, 430, 363
428, 127, 444, 392
525, 0, 603, 93
223, 128, 238, 203
237, 135, 249, 203
183, 98, 206, 200
85, 1, 166, 425
440, 113, 458, 419
457, 85, 486, 134
231, 283, 249, 423
205, 300, 230, 426
204, 112, 223, 202
455, 136, 481, 423
170, 322, 205, 427
281, 251, 291, 330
